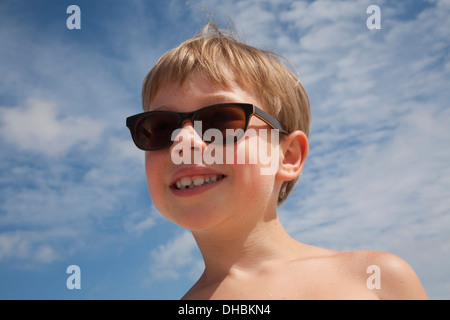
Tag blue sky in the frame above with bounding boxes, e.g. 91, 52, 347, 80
0, 0, 449, 299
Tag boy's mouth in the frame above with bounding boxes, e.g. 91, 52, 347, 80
172, 174, 225, 190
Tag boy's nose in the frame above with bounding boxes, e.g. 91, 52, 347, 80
170, 120, 205, 160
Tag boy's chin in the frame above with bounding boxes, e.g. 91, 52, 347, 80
173, 212, 228, 232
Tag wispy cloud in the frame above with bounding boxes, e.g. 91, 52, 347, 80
0, 2, 152, 268
0, 98, 106, 157
149, 231, 203, 281
0, 231, 60, 264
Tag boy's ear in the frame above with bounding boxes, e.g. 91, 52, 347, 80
276, 130, 308, 181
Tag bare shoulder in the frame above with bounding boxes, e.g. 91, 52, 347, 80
336, 250, 428, 300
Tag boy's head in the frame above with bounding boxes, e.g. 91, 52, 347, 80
141, 22, 310, 204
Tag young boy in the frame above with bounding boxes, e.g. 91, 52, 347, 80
126, 22, 427, 299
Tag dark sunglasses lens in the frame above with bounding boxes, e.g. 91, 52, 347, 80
197, 105, 247, 143
134, 113, 179, 150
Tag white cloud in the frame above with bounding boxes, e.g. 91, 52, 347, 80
124, 210, 157, 235
0, 232, 31, 261
0, 98, 106, 157
107, 136, 145, 166
0, 231, 58, 264
149, 231, 203, 281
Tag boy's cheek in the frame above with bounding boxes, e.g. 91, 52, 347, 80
232, 133, 280, 176
144, 151, 154, 181
144, 150, 166, 172
144, 151, 166, 204
232, 133, 259, 164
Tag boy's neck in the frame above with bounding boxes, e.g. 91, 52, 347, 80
192, 215, 304, 281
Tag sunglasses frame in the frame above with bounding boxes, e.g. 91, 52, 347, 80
126, 103, 288, 151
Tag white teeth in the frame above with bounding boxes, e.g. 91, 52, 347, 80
193, 177, 205, 186
180, 177, 192, 189
174, 175, 223, 189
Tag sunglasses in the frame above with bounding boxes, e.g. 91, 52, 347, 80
126, 103, 288, 151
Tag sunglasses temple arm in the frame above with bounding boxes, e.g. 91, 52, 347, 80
253, 107, 289, 134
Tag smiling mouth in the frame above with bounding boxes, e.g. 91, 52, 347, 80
172, 174, 226, 190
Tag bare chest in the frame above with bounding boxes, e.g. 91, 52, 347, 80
185, 264, 379, 300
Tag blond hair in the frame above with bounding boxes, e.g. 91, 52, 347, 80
142, 22, 310, 204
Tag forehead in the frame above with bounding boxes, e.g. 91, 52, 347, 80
148, 71, 261, 112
